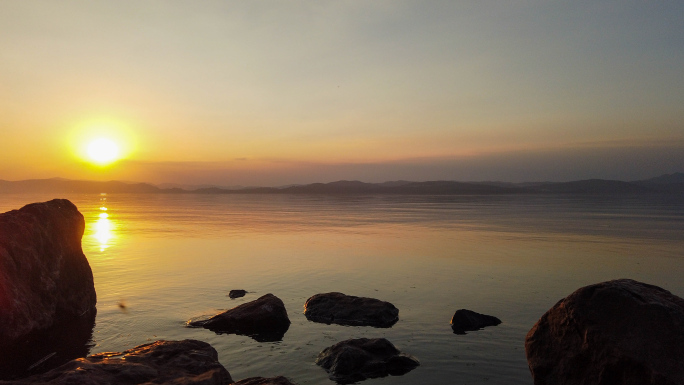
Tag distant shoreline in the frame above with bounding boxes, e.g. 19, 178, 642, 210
1, 173, 683, 195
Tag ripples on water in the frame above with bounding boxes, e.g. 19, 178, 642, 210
1, 193, 683, 384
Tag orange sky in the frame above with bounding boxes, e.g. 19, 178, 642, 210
1, 1, 683, 185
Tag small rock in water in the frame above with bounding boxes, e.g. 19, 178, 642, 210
316, 338, 419, 384
234, 376, 297, 385
525, 279, 684, 385
450, 309, 501, 334
229, 289, 248, 299
304, 292, 399, 327
188, 293, 290, 342
0, 339, 232, 384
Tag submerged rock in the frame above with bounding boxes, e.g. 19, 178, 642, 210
450, 309, 501, 334
0, 339, 231, 385
304, 292, 399, 327
188, 293, 290, 342
229, 289, 247, 299
234, 376, 296, 385
0, 199, 97, 378
525, 279, 684, 385
316, 338, 419, 384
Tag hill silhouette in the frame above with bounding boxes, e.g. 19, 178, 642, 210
0, 173, 682, 195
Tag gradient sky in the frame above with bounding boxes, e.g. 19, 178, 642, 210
1, 1, 683, 185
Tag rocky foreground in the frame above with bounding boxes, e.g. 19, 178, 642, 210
315, 338, 419, 384
450, 309, 501, 334
0, 199, 97, 377
303, 292, 399, 327
526, 279, 684, 385
3, 200, 684, 384
0, 340, 231, 385
187, 293, 291, 342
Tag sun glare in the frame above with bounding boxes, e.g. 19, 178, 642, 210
69, 120, 136, 166
87, 138, 120, 165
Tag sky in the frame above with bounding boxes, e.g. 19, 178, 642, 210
1, 1, 683, 186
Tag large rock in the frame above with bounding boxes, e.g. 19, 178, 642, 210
0, 339, 232, 384
304, 293, 399, 327
450, 309, 501, 334
0, 199, 97, 378
525, 279, 684, 385
233, 376, 296, 385
316, 338, 419, 384
188, 294, 290, 342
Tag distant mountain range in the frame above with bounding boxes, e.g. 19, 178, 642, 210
1, 173, 683, 195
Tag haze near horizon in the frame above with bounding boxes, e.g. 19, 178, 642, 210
2, 1, 683, 186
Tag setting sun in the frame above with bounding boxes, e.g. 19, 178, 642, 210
87, 138, 120, 165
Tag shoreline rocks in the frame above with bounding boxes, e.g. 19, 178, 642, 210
0, 199, 97, 378
0, 339, 232, 384
316, 338, 419, 384
229, 289, 248, 299
525, 279, 684, 385
304, 293, 399, 328
188, 293, 290, 342
450, 309, 501, 334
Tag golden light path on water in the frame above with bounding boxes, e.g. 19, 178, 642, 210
93, 194, 114, 252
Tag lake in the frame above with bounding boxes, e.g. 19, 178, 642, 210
1, 193, 683, 384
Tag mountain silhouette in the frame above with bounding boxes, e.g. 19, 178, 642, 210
1, 173, 682, 195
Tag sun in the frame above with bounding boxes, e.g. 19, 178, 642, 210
87, 138, 120, 165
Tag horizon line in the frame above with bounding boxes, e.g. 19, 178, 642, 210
1, 172, 682, 191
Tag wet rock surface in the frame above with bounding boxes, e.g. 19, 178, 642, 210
0, 199, 97, 378
233, 376, 296, 385
525, 279, 684, 385
0, 339, 232, 385
229, 289, 247, 299
188, 294, 290, 342
304, 292, 399, 327
450, 309, 501, 334
316, 338, 419, 384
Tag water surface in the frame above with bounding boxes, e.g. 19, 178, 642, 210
1, 193, 683, 384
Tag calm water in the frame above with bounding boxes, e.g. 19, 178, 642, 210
2, 193, 684, 384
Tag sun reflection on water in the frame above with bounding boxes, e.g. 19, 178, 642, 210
93, 194, 115, 252
95, 217, 113, 251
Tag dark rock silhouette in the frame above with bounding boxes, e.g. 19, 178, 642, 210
0, 339, 231, 384
525, 279, 684, 385
316, 338, 419, 384
0, 199, 97, 378
450, 309, 501, 334
304, 292, 399, 328
229, 289, 247, 299
234, 376, 297, 385
188, 293, 290, 342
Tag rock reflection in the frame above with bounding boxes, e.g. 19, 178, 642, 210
0, 312, 96, 380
